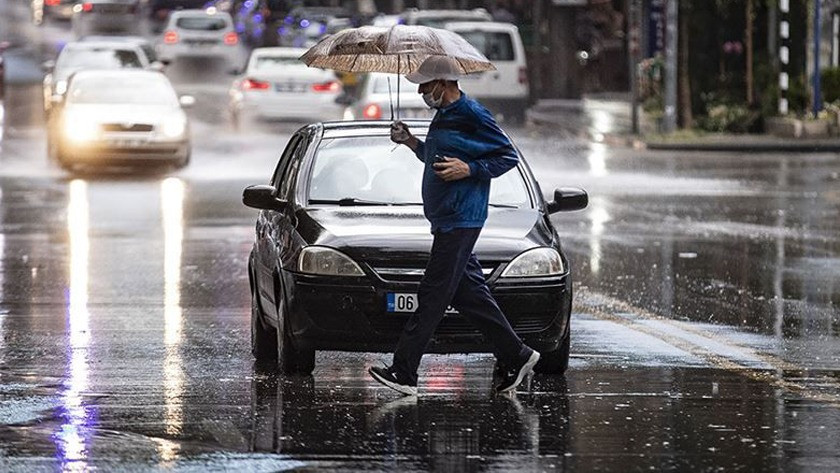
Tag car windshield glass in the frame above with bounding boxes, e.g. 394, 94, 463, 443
176, 17, 228, 30
66, 76, 178, 105
371, 75, 416, 94
57, 48, 143, 70
309, 136, 531, 207
253, 55, 300, 69
457, 32, 514, 61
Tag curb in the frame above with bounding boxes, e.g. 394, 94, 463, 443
645, 140, 840, 152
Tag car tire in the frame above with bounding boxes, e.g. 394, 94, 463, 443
250, 266, 278, 361
275, 280, 315, 375
534, 326, 570, 375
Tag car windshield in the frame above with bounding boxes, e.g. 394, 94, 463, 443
66, 76, 178, 105
252, 55, 300, 69
309, 136, 531, 207
456, 31, 514, 61
176, 17, 228, 30
57, 47, 143, 70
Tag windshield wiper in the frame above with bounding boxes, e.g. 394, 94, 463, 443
488, 203, 520, 209
309, 198, 422, 207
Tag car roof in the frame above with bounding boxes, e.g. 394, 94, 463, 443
81, 35, 150, 44
251, 47, 309, 57
444, 21, 519, 32
319, 120, 430, 139
170, 9, 232, 19
70, 69, 168, 81
404, 9, 492, 19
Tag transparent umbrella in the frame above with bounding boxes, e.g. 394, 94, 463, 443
299, 24, 495, 119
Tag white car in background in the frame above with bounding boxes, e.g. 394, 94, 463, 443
156, 9, 240, 64
228, 47, 344, 127
43, 41, 149, 114
341, 73, 433, 121
48, 69, 193, 172
446, 21, 530, 123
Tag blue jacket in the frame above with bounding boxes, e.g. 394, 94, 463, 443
413, 92, 519, 233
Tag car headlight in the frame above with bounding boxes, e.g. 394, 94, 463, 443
55, 80, 68, 96
63, 113, 99, 142
298, 246, 365, 277
161, 115, 186, 138
501, 247, 565, 278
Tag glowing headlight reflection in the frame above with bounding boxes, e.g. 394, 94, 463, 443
56, 179, 93, 472
161, 178, 185, 444
588, 197, 611, 275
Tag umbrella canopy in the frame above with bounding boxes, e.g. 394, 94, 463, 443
299, 24, 496, 75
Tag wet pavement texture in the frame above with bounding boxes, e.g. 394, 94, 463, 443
2, 1, 840, 471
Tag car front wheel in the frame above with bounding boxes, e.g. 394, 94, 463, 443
275, 281, 315, 375
534, 327, 570, 375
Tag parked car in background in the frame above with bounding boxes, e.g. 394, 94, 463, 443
47, 70, 193, 172
242, 120, 586, 374
446, 21, 530, 123
31, 0, 77, 25
43, 41, 148, 114
228, 47, 343, 127
400, 8, 491, 28
156, 9, 239, 64
71, 0, 141, 37
341, 73, 432, 121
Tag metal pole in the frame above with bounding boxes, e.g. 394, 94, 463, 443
779, 0, 790, 115
663, 0, 678, 133
813, 0, 822, 115
629, 0, 640, 134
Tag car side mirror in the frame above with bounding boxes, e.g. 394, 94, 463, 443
546, 187, 588, 214
179, 95, 196, 108
335, 93, 354, 106
42, 60, 56, 72
149, 61, 166, 72
243, 185, 290, 212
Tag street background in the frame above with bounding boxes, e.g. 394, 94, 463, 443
1, 0, 840, 471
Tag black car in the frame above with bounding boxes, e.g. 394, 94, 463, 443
243, 120, 587, 375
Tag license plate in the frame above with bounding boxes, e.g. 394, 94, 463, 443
275, 83, 306, 93
386, 293, 458, 314
112, 139, 143, 147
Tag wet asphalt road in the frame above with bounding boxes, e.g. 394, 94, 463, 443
1, 2, 840, 471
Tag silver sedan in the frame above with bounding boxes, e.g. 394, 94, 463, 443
48, 69, 194, 172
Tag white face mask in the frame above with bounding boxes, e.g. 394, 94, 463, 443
422, 81, 444, 109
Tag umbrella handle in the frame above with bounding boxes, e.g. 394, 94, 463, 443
396, 55, 400, 121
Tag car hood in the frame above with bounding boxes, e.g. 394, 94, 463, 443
63, 103, 184, 123
299, 206, 547, 263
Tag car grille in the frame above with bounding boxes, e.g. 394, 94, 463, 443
101, 123, 154, 132
372, 265, 496, 283
368, 312, 554, 336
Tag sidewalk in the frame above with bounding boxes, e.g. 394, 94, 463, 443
527, 97, 840, 152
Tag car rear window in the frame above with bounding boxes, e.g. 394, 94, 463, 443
456, 31, 515, 61
309, 136, 530, 207
175, 17, 229, 31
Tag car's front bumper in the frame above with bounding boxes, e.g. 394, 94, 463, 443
59, 139, 190, 167
280, 269, 571, 354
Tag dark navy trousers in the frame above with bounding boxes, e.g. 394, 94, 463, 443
392, 227, 531, 384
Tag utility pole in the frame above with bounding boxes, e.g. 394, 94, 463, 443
779, 0, 790, 115
813, 0, 823, 115
663, 0, 678, 133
